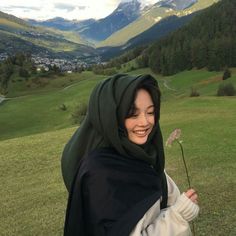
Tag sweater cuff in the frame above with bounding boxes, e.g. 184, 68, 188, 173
172, 193, 199, 222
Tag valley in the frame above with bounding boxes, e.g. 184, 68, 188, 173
0, 0, 219, 62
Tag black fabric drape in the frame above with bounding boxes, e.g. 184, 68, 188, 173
62, 74, 168, 235
64, 148, 166, 236
61, 74, 165, 191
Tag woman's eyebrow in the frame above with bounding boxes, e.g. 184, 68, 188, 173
134, 104, 154, 112
148, 105, 155, 108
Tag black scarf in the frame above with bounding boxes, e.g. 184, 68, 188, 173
62, 74, 168, 235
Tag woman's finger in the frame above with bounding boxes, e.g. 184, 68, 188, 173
185, 189, 196, 198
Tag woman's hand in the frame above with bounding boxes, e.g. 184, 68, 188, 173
185, 189, 198, 204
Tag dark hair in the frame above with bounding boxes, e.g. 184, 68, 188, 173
126, 79, 161, 122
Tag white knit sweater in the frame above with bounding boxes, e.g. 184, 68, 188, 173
130, 173, 199, 236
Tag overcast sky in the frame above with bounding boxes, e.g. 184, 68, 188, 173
0, 0, 159, 21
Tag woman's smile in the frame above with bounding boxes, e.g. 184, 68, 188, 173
133, 128, 151, 136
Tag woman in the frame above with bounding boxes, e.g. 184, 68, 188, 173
61, 74, 199, 235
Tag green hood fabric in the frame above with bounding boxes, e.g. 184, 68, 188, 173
61, 74, 165, 191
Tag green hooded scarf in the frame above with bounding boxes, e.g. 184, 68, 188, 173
61, 74, 165, 192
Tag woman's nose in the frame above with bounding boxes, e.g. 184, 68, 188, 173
138, 113, 148, 126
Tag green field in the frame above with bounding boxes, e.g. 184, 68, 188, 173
0, 68, 235, 235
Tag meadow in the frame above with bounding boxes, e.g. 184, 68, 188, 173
0, 68, 235, 235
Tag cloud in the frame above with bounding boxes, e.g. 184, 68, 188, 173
77, 6, 86, 10
54, 3, 76, 12
4, 5, 40, 11
0, 0, 161, 20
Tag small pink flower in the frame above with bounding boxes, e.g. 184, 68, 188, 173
165, 128, 182, 147
166, 128, 191, 188
166, 128, 196, 236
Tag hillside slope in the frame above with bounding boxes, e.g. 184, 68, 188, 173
1, 98, 235, 235
79, 0, 141, 41
98, 0, 219, 47
0, 11, 96, 58
97, 12, 197, 61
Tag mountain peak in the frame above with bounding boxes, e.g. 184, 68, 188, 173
79, 0, 142, 41
115, 0, 141, 16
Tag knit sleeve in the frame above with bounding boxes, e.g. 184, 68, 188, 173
165, 172, 181, 206
129, 174, 199, 236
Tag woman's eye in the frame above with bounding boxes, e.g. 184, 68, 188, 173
131, 113, 139, 118
147, 111, 155, 115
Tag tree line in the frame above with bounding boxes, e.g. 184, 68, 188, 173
0, 53, 32, 94
142, 0, 236, 75
99, 0, 236, 76
92, 46, 145, 75
96, 0, 236, 77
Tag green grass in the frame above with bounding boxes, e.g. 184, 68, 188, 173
1, 68, 235, 141
7, 71, 103, 97
0, 128, 73, 235
0, 18, 27, 29
1, 68, 236, 236
161, 96, 236, 236
159, 69, 236, 99
0, 72, 106, 141
0, 95, 235, 235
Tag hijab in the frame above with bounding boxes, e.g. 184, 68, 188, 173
61, 73, 165, 192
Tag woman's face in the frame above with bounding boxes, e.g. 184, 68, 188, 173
125, 89, 155, 145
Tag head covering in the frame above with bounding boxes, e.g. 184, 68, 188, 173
61, 74, 165, 191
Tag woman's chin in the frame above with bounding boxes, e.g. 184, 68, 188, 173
130, 135, 149, 145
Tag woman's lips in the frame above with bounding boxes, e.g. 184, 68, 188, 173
133, 128, 150, 136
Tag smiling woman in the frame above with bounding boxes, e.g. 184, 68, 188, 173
61, 74, 199, 236
125, 89, 155, 145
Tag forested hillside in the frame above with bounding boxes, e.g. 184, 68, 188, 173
146, 0, 236, 75
97, 12, 197, 61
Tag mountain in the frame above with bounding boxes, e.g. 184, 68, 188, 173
157, 0, 197, 10
98, 0, 219, 47
0, 11, 29, 28
24, 0, 219, 48
26, 17, 96, 32
26, 0, 142, 42
0, 0, 220, 62
97, 11, 198, 60
0, 11, 97, 59
79, 0, 141, 41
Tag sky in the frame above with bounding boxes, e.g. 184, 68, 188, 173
0, 0, 159, 21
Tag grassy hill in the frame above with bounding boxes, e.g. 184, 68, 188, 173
160, 69, 236, 98
0, 11, 95, 57
0, 68, 235, 141
0, 11, 30, 27
0, 11, 88, 46
0, 71, 106, 141
98, 0, 219, 47
0, 73, 235, 234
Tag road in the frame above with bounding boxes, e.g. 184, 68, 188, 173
0, 96, 6, 104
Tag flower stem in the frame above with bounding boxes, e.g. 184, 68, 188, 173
177, 140, 195, 236
177, 140, 191, 189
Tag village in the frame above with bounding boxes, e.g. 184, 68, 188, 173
0, 52, 101, 72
